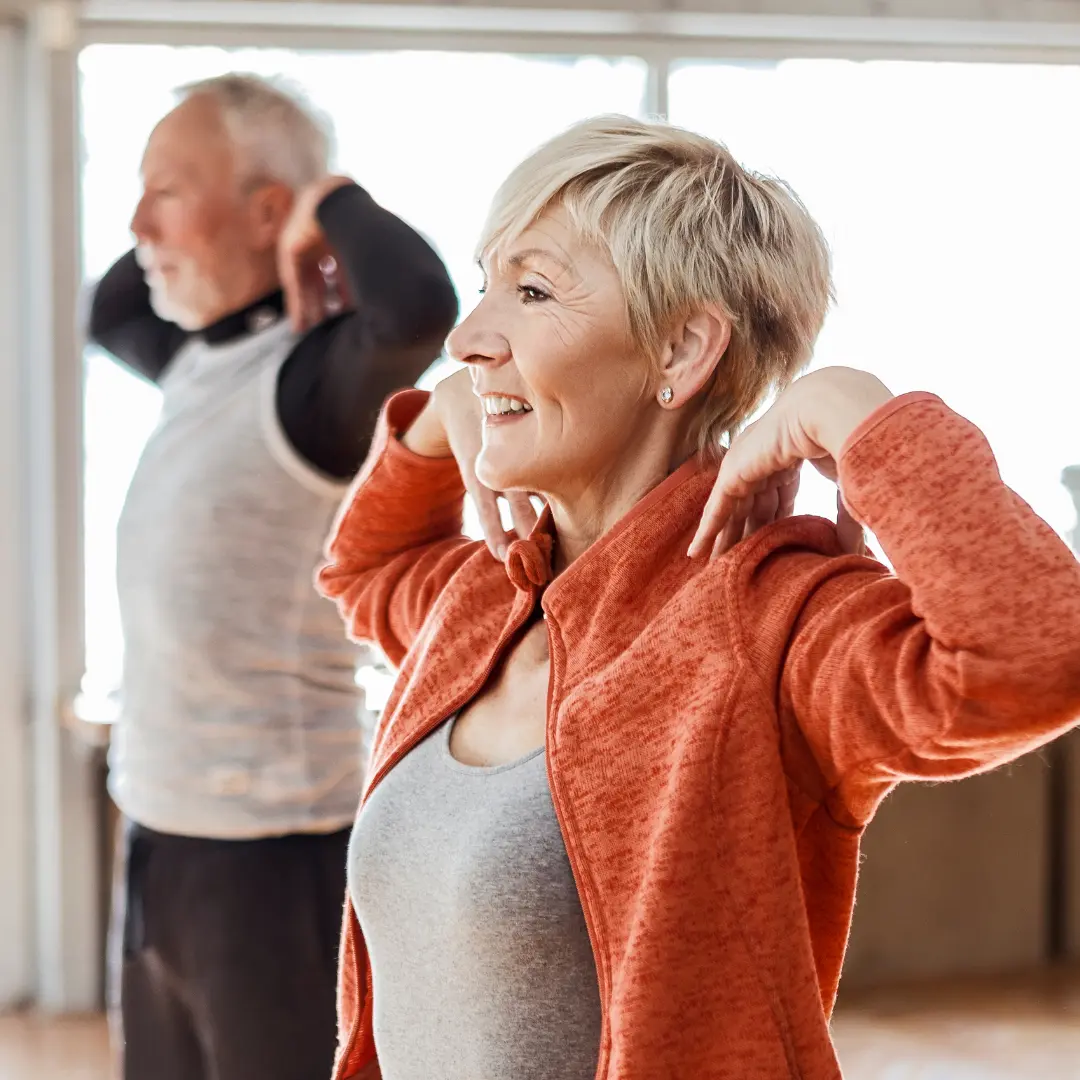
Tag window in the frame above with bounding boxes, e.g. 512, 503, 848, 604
80, 47, 1080, 710
669, 59, 1080, 534
79, 43, 648, 707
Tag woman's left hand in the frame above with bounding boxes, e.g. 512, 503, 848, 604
688, 367, 894, 560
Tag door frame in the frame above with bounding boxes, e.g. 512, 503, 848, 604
21, 0, 102, 1012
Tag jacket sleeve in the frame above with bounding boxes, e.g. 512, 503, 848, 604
738, 392, 1080, 826
316, 388, 474, 667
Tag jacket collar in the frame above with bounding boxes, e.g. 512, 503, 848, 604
502, 457, 717, 646
370, 457, 719, 798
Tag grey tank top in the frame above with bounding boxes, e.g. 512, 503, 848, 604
110, 314, 374, 839
348, 716, 602, 1080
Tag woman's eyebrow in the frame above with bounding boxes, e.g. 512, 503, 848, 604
506, 247, 574, 274
477, 248, 576, 281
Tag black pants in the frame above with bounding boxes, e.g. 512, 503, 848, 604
109, 819, 349, 1080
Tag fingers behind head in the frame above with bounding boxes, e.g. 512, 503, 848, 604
746, 485, 780, 536
836, 491, 865, 556
277, 252, 302, 330
505, 492, 539, 540
472, 485, 508, 561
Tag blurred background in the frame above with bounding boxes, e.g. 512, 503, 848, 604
1, 0, 1080, 1076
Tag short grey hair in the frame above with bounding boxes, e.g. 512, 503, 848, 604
176, 72, 332, 190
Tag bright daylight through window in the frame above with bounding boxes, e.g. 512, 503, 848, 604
80, 46, 1080, 713
670, 59, 1080, 532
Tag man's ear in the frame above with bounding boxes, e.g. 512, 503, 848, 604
656, 308, 731, 408
248, 182, 294, 252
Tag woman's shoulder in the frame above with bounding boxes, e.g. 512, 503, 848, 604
705, 512, 889, 658
661, 511, 886, 627
716, 512, 886, 594
733, 513, 852, 564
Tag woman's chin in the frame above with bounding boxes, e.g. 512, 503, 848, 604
475, 452, 539, 497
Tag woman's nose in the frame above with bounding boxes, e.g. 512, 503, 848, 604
447, 303, 511, 368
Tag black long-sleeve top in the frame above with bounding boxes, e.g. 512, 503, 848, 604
87, 183, 459, 479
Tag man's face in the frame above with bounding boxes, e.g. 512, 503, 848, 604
130, 95, 280, 331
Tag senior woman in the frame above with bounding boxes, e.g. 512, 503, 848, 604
318, 116, 1080, 1080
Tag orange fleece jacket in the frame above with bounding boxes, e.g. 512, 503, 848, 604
317, 388, 1080, 1080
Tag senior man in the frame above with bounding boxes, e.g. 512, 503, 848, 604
88, 73, 457, 1080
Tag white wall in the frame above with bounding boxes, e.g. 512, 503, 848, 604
0, 3, 103, 1013
0, 17, 35, 1010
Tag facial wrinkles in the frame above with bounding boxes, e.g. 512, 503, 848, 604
486, 212, 650, 444
507, 236, 618, 370
549, 274, 606, 353
525, 232, 623, 391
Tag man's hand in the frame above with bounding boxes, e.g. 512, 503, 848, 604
402, 369, 537, 561
277, 175, 354, 333
689, 367, 894, 560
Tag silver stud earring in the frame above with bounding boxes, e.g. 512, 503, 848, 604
660, 386, 674, 404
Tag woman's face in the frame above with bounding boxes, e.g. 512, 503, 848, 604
448, 206, 658, 501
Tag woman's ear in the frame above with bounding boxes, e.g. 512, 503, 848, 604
656, 308, 731, 408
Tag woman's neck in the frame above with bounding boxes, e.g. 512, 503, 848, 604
546, 445, 693, 574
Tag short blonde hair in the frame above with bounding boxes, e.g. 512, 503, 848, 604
479, 115, 833, 454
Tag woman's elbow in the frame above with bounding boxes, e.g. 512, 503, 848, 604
971, 633, 1080, 735
315, 558, 359, 604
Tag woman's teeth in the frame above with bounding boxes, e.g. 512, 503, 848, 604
483, 396, 533, 416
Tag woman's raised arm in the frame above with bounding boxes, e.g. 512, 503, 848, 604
714, 368, 1080, 825
317, 388, 472, 666
317, 371, 536, 665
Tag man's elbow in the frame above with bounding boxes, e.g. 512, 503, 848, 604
411, 272, 459, 344
79, 280, 104, 345
370, 271, 458, 354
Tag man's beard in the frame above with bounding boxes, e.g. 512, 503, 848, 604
135, 246, 221, 331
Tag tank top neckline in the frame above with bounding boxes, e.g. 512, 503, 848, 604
439, 714, 546, 776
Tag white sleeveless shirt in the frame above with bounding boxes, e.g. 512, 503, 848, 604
108, 313, 373, 839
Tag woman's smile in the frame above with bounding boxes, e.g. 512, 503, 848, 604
479, 391, 534, 427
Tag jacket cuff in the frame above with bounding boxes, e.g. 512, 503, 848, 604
357, 389, 463, 498
839, 391, 942, 460
837, 392, 978, 528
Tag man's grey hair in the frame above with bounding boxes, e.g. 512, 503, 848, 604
176, 72, 332, 191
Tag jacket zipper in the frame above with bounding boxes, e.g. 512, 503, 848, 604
543, 613, 609, 1080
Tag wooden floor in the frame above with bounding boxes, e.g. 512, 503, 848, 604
833, 967, 1080, 1078
0, 1011, 111, 1079
2, 969, 1079, 1078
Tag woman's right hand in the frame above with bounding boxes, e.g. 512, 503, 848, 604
402, 369, 537, 560
689, 367, 888, 559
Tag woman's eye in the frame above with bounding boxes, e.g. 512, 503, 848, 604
518, 285, 550, 304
